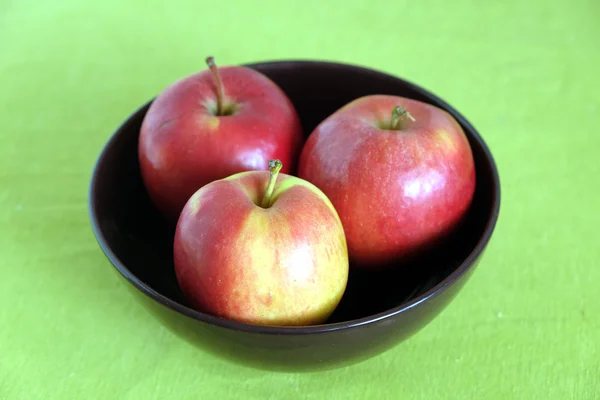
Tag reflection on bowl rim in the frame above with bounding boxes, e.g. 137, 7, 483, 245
88, 59, 501, 336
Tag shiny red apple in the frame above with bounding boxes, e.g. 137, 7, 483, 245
298, 95, 476, 268
138, 57, 303, 221
173, 160, 349, 326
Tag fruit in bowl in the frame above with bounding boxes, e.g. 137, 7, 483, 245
298, 95, 476, 268
88, 60, 500, 371
138, 57, 304, 221
141, 60, 477, 325
173, 159, 349, 326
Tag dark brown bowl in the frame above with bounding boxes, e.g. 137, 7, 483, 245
89, 60, 500, 372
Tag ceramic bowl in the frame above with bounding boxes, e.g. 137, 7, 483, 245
89, 60, 500, 371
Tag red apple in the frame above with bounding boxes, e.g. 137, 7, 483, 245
298, 95, 476, 268
173, 160, 349, 326
138, 57, 304, 221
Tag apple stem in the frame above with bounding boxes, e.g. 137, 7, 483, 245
206, 56, 225, 116
390, 106, 415, 130
261, 160, 283, 208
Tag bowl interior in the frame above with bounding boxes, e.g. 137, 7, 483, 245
91, 60, 498, 326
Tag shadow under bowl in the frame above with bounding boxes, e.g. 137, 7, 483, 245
89, 60, 501, 372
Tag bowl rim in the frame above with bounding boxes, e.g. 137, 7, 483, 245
89, 59, 501, 336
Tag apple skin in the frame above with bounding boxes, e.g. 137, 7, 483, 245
173, 170, 349, 326
297, 95, 476, 268
138, 64, 303, 222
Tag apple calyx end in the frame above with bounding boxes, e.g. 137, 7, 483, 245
261, 159, 283, 208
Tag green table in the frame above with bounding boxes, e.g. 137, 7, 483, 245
2, 0, 598, 398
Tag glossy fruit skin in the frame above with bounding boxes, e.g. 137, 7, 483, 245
173, 171, 349, 326
138, 66, 304, 221
298, 95, 476, 268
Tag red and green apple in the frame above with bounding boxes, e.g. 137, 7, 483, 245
173, 160, 349, 326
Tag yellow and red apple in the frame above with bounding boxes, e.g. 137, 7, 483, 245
173, 160, 349, 326
298, 95, 476, 268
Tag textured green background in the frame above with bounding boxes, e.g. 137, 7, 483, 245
1, 0, 598, 398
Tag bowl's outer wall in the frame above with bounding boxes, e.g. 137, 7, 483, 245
90, 61, 500, 371
125, 260, 479, 371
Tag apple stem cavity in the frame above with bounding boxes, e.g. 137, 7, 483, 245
261, 159, 283, 208
390, 106, 415, 130
206, 56, 225, 116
